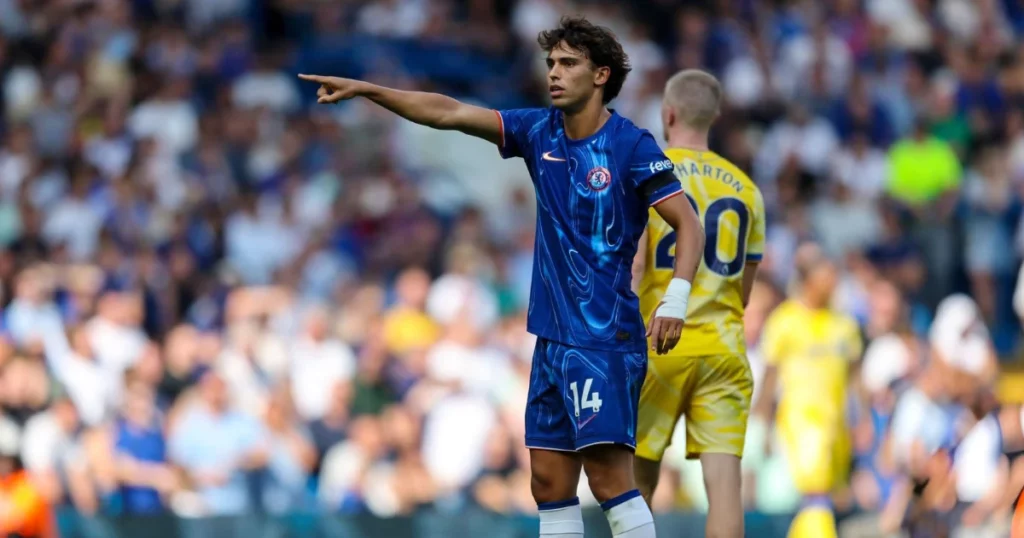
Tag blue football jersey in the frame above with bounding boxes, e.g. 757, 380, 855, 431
496, 108, 682, 352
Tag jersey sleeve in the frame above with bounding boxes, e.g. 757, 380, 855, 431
629, 132, 681, 206
495, 108, 544, 159
746, 186, 766, 263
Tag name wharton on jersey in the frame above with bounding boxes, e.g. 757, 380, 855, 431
675, 159, 745, 193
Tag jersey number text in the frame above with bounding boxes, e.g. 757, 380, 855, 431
569, 379, 602, 417
655, 194, 750, 277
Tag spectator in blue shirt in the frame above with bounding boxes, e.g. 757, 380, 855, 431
169, 370, 269, 516
110, 372, 178, 514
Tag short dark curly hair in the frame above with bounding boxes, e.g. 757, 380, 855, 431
537, 16, 632, 104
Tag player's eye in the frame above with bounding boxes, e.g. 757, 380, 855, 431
546, 59, 555, 68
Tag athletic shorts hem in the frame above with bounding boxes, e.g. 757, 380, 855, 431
685, 447, 744, 460
576, 437, 636, 451
525, 438, 576, 452
633, 450, 662, 463
525, 437, 636, 453
634, 442, 665, 461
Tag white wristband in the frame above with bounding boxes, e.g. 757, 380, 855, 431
656, 278, 691, 320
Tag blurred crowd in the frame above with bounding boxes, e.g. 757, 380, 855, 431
1, 0, 1024, 536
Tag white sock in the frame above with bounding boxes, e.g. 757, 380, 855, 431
538, 497, 584, 537
602, 490, 655, 537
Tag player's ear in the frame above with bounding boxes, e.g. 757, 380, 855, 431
594, 65, 610, 87
662, 102, 675, 130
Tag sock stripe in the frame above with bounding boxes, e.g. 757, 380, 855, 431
600, 489, 642, 511
538, 496, 581, 511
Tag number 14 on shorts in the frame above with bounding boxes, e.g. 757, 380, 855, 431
570, 379, 603, 417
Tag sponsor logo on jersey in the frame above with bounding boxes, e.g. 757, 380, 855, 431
648, 158, 674, 174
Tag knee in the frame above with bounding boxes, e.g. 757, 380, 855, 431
531, 467, 575, 505
582, 452, 633, 503
584, 466, 621, 503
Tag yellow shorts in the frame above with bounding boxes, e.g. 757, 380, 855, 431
636, 354, 753, 462
777, 410, 851, 494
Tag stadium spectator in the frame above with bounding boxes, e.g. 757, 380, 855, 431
308, 380, 353, 468
259, 384, 316, 514
168, 371, 268, 516
103, 372, 177, 515
289, 304, 356, 422
318, 415, 388, 514
0, 418, 54, 538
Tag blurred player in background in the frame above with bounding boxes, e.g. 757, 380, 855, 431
752, 243, 863, 538
300, 16, 705, 538
632, 70, 764, 538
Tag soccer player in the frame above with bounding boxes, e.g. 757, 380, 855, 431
299, 17, 704, 538
753, 243, 863, 538
632, 70, 764, 538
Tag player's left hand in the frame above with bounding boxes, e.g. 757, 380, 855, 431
647, 304, 683, 355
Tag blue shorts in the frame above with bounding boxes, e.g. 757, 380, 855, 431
525, 338, 647, 452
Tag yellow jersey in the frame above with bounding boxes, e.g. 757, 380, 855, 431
638, 148, 765, 357
760, 299, 863, 423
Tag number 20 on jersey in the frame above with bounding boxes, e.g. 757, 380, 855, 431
655, 193, 750, 277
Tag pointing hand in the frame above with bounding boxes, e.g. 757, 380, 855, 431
298, 74, 368, 104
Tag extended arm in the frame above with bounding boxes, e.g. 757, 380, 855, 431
298, 75, 501, 144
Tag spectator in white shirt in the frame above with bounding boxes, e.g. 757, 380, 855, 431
425, 315, 514, 402
87, 291, 149, 378
128, 78, 198, 156
754, 105, 839, 199
511, 0, 565, 44
831, 130, 890, 201
777, 20, 853, 100
426, 272, 500, 333
290, 306, 356, 422
318, 416, 388, 511
42, 165, 104, 262
356, 0, 429, 38
59, 325, 116, 426
21, 394, 81, 503
232, 53, 301, 114
722, 33, 784, 110
216, 320, 289, 417
225, 194, 305, 285
810, 179, 883, 260
4, 268, 67, 359
420, 391, 496, 491
866, 0, 934, 50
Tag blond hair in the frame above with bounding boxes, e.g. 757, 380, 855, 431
663, 69, 722, 131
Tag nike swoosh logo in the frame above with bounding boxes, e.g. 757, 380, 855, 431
542, 151, 567, 162
578, 413, 598, 430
